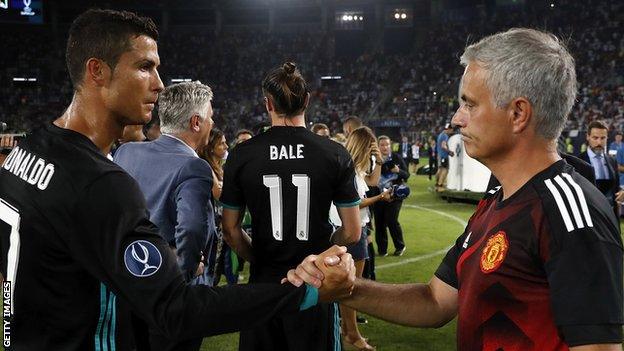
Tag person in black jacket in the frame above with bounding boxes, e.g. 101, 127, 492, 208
580, 121, 620, 216
374, 135, 410, 256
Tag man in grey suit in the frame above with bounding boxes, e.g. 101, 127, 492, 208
114, 81, 216, 351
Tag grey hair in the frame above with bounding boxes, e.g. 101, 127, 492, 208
158, 81, 213, 134
460, 28, 577, 140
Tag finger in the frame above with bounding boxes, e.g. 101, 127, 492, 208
324, 255, 340, 266
340, 253, 353, 269
295, 265, 322, 287
286, 269, 303, 287
319, 245, 347, 257
280, 277, 288, 284
301, 255, 324, 279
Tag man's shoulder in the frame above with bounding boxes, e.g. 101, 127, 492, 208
533, 165, 618, 237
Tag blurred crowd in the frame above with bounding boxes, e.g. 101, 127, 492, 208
0, 0, 622, 139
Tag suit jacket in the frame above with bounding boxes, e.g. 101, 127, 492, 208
399, 142, 412, 162
579, 150, 619, 206
114, 135, 216, 284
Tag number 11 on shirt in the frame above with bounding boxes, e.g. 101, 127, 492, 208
263, 174, 310, 241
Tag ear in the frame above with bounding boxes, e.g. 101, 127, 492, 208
509, 97, 532, 134
85, 58, 111, 87
265, 96, 274, 113
190, 115, 202, 133
303, 92, 311, 109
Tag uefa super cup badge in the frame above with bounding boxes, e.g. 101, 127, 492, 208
20, 0, 34, 16
480, 231, 509, 274
124, 240, 162, 277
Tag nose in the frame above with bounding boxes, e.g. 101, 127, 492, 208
153, 70, 165, 94
451, 107, 466, 128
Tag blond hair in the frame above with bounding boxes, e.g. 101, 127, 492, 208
345, 126, 377, 174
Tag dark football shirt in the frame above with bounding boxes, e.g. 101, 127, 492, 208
435, 160, 623, 350
220, 126, 360, 281
0, 123, 310, 351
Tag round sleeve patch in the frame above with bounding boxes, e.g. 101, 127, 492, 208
124, 240, 163, 277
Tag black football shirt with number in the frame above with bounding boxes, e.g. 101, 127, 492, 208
435, 160, 623, 350
221, 126, 360, 282
0, 123, 311, 351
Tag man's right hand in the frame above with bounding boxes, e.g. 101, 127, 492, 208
282, 245, 356, 302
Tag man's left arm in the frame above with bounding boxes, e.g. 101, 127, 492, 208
173, 159, 215, 282
222, 208, 254, 262
543, 201, 623, 348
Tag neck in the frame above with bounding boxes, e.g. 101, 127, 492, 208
53, 92, 123, 155
269, 112, 306, 127
487, 139, 560, 200
170, 131, 199, 151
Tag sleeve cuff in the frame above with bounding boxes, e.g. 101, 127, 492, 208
334, 199, 361, 208
560, 324, 623, 346
299, 284, 319, 311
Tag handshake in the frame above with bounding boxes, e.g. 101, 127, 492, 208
281, 245, 356, 303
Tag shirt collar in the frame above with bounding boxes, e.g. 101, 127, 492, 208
162, 134, 198, 158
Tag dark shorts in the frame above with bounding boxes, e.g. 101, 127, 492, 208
347, 227, 369, 261
439, 157, 449, 168
239, 302, 340, 351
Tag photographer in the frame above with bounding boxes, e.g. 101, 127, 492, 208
374, 135, 410, 257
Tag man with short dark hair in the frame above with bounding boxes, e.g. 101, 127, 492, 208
234, 129, 254, 145
0, 9, 355, 350
580, 121, 620, 215
342, 116, 363, 138
311, 123, 330, 138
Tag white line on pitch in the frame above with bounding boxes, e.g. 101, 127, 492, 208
376, 204, 467, 270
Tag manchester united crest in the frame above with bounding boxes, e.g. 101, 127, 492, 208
480, 231, 509, 273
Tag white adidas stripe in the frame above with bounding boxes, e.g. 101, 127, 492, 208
544, 173, 594, 232
561, 173, 593, 227
488, 185, 501, 194
554, 175, 585, 229
545, 178, 575, 232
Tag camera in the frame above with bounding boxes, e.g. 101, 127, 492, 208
391, 184, 410, 200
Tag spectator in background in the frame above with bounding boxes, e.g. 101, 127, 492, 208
428, 136, 437, 180
435, 123, 455, 191
399, 136, 412, 169
311, 122, 331, 138
234, 129, 254, 145
580, 121, 620, 216
410, 141, 420, 175
114, 81, 217, 351
608, 131, 624, 187
200, 128, 239, 285
339, 126, 391, 351
343, 115, 363, 138
375, 135, 409, 257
